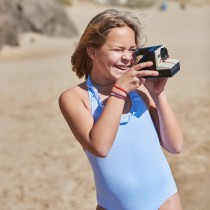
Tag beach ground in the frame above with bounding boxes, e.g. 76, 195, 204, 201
0, 1, 210, 210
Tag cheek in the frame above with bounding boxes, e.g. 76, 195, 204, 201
95, 50, 122, 67
106, 52, 121, 65
98, 54, 118, 67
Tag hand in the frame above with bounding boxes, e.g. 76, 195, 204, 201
144, 77, 168, 97
115, 61, 159, 93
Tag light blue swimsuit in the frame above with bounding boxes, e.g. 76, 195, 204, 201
85, 76, 177, 210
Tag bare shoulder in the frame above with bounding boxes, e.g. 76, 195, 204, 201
59, 82, 87, 100
59, 82, 91, 112
58, 81, 95, 151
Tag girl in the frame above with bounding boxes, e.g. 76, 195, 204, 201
59, 9, 183, 210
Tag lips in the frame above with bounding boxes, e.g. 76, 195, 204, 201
114, 65, 130, 70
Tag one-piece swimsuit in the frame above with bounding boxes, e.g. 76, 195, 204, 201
85, 75, 177, 210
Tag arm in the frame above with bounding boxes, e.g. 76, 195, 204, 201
59, 62, 160, 157
59, 87, 125, 157
152, 92, 183, 154
144, 78, 184, 154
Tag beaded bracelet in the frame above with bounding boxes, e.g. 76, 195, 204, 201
113, 85, 128, 95
110, 91, 126, 101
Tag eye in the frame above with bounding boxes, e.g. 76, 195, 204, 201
113, 49, 123, 52
129, 49, 136, 52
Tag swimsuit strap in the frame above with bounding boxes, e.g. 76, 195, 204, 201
86, 75, 147, 124
86, 75, 104, 110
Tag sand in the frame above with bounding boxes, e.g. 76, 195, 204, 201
0, 1, 210, 210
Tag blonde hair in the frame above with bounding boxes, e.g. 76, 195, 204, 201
71, 9, 142, 79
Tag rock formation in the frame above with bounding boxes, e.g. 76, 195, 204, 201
0, 0, 78, 49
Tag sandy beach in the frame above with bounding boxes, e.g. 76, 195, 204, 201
0, 1, 210, 210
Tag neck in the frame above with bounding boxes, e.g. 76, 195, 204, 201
90, 76, 114, 94
90, 76, 114, 87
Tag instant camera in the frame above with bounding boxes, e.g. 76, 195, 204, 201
135, 45, 180, 78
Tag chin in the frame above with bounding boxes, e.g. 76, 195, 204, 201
111, 73, 122, 80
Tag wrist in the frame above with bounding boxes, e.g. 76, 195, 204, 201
112, 85, 128, 98
152, 92, 167, 106
110, 91, 126, 101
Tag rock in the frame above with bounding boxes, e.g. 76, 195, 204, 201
0, 18, 19, 49
0, 0, 78, 49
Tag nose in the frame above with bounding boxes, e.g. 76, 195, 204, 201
122, 50, 133, 60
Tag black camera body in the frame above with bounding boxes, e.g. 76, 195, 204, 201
135, 45, 180, 78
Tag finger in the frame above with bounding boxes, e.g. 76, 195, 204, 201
132, 77, 140, 86
132, 61, 153, 71
132, 77, 145, 86
139, 78, 145, 84
135, 70, 159, 78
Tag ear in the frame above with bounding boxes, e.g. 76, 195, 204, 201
87, 47, 96, 60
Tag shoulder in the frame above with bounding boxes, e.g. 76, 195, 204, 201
59, 81, 91, 112
59, 82, 86, 100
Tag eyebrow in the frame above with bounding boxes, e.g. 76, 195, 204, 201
112, 45, 137, 49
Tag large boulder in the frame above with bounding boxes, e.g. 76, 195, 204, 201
0, 0, 78, 49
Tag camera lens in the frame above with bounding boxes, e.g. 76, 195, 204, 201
160, 47, 169, 61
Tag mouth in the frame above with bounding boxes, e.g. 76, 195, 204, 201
114, 65, 130, 71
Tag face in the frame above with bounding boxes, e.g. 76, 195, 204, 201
89, 26, 136, 82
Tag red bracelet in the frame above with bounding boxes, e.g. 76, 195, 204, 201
110, 91, 126, 101
113, 85, 128, 95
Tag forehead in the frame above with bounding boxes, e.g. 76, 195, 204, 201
104, 26, 136, 47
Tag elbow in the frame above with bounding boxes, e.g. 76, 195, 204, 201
97, 152, 108, 158
91, 148, 109, 158
88, 142, 110, 158
166, 145, 183, 154
172, 146, 183, 154
171, 138, 184, 154
162, 135, 184, 154
94, 146, 110, 158
89, 134, 111, 158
